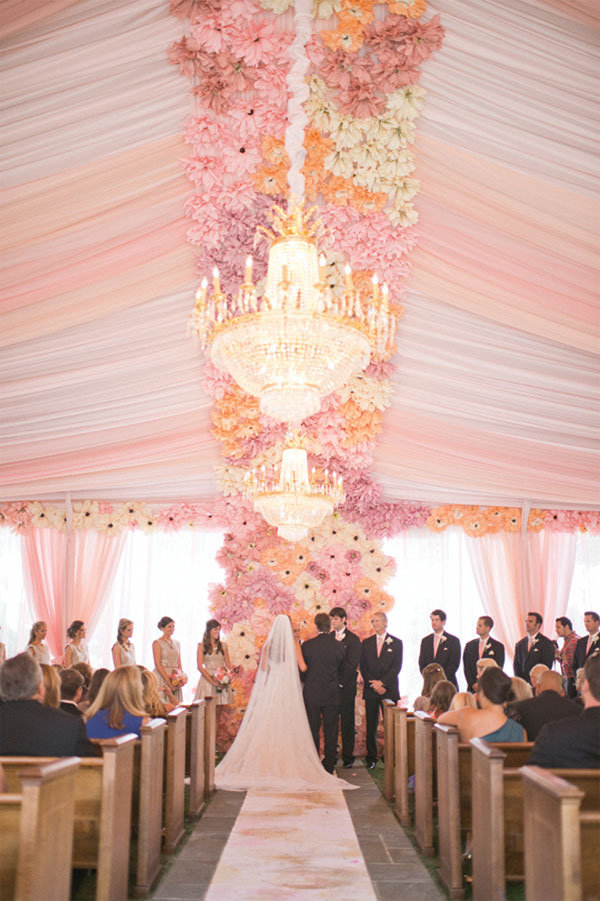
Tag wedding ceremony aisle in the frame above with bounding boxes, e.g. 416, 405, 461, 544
152, 767, 444, 900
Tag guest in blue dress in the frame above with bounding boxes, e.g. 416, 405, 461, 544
85, 665, 148, 739
438, 667, 526, 743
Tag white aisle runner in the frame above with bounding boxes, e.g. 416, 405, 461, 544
205, 789, 377, 900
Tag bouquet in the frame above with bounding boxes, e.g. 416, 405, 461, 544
168, 668, 188, 690
214, 667, 230, 693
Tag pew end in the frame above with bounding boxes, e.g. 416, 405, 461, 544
392, 707, 411, 827
132, 718, 166, 898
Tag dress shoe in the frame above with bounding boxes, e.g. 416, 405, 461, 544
343, 761, 354, 769
366, 760, 376, 770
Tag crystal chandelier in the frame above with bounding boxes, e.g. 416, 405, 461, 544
244, 438, 345, 542
190, 202, 398, 425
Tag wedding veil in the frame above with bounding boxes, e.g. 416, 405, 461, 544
215, 614, 354, 791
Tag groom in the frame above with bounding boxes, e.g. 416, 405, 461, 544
302, 613, 346, 774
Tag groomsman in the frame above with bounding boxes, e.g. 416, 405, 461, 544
463, 615, 505, 693
329, 606, 361, 768
573, 611, 600, 676
360, 612, 403, 769
418, 609, 461, 688
301, 613, 346, 774
513, 612, 555, 684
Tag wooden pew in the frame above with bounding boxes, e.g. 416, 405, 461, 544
470, 738, 600, 901
164, 706, 188, 854
383, 699, 396, 801
184, 700, 207, 819
204, 696, 216, 798
414, 711, 435, 856
1, 735, 136, 901
393, 707, 411, 827
435, 725, 533, 899
0, 758, 79, 901
522, 765, 600, 901
131, 718, 166, 898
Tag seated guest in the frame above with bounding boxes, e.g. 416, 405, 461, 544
428, 681, 457, 719
449, 691, 477, 712
80, 667, 110, 712
573, 667, 586, 706
71, 661, 93, 706
529, 663, 550, 695
413, 663, 445, 712
474, 656, 499, 692
0, 653, 96, 757
85, 666, 149, 739
529, 654, 600, 768
40, 663, 61, 709
59, 668, 85, 717
141, 669, 170, 717
508, 671, 581, 740
510, 676, 533, 702
438, 667, 525, 742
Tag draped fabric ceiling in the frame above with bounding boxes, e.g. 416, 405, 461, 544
1, 0, 598, 510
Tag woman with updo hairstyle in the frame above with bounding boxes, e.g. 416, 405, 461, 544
80, 667, 110, 712
112, 618, 136, 668
428, 680, 457, 719
413, 662, 445, 712
27, 621, 51, 665
41, 664, 61, 708
438, 667, 526, 742
152, 616, 184, 706
64, 620, 90, 667
85, 666, 148, 739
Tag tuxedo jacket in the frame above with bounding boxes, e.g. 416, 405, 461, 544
60, 701, 84, 718
359, 633, 403, 702
513, 633, 555, 683
573, 634, 600, 674
463, 636, 505, 692
528, 706, 600, 769
330, 629, 361, 689
508, 689, 582, 741
0, 699, 97, 757
301, 633, 345, 707
418, 631, 461, 687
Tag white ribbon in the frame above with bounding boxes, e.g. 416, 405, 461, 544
284, 0, 312, 199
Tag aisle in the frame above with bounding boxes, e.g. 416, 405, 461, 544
152, 766, 444, 900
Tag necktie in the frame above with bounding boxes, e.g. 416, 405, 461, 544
587, 635, 595, 655
433, 635, 440, 657
528, 637, 533, 652
377, 635, 384, 657
479, 639, 485, 659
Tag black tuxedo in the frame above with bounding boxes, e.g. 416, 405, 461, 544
331, 628, 361, 765
301, 633, 346, 773
360, 632, 403, 765
60, 701, 84, 718
513, 633, 555, 683
528, 706, 600, 768
0, 699, 97, 757
508, 690, 582, 740
463, 636, 505, 692
573, 633, 600, 675
418, 631, 461, 687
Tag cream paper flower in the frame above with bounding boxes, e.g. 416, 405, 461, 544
260, 0, 293, 11
339, 375, 391, 412
389, 177, 420, 204
324, 149, 355, 179
330, 115, 365, 150
387, 202, 419, 227
313, 0, 343, 18
386, 86, 426, 120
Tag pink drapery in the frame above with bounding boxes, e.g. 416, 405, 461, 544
22, 527, 126, 662
466, 530, 577, 658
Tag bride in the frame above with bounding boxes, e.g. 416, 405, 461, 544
215, 614, 355, 791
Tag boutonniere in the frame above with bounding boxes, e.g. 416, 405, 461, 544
531, 636, 539, 646
439, 635, 447, 644
592, 635, 599, 644
385, 637, 392, 645
484, 641, 491, 651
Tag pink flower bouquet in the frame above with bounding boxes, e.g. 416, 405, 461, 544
169, 669, 188, 689
214, 667, 231, 693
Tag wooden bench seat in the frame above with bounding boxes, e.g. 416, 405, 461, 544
383, 699, 396, 801
522, 765, 600, 901
0, 757, 79, 901
163, 706, 187, 854
1, 734, 136, 901
414, 711, 436, 856
183, 700, 207, 819
131, 718, 166, 898
392, 707, 411, 827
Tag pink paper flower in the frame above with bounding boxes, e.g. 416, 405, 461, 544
337, 81, 387, 118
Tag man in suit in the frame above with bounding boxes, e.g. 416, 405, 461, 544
301, 613, 346, 774
529, 654, 600, 768
508, 670, 581, 740
513, 612, 555, 684
418, 609, 461, 688
572, 610, 600, 677
360, 612, 403, 769
329, 606, 361, 768
0, 653, 96, 757
59, 668, 85, 717
463, 615, 505, 692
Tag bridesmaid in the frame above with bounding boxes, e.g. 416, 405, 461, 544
152, 617, 184, 706
27, 621, 51, 664
112, 618, 136, 668
195, 618, 232, 732
64, 620, 90, 667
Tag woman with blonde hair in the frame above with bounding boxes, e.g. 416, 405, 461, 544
413, 662, 445, 712
140, 670, 170, 718
449, 691, 477, 712
41, 664, 60, 708
85, 666, 148, 739
510, 676, 533, 702
112, 618, 136, 668
27, 621, 50, 665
